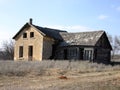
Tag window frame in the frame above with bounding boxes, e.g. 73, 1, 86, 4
28, 46, 33, 57
68, 48, 77, 57
84, 50, 93, 60
19, 46, 23, 58
30, 32, 34, 38
23, 32, 27, 38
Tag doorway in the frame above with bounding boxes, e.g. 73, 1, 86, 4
79, 48, 84, 59
64, 49, 67, 59
28, 46, 33, 61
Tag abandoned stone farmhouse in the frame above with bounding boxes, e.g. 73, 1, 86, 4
13, 19, 112, 63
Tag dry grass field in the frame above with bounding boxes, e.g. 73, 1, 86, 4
0, 60, 120, 90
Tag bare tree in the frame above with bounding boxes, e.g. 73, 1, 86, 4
108, 34, 114, 58
114, 36, 120, 47
108, 34, 120, 59
108, 34, 113, 44
114, 36, 120, 53
1, 40, 14, 60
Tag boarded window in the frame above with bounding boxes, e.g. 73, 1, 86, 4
19, 46, 23, 57
23, 33, 27, 38
30, 32, 34, 38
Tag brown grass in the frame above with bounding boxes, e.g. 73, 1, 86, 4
0, 60, 120, 90
0, 60, 119, 76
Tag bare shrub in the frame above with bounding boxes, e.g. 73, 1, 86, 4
54, 60, 70, 69
0, 60, 120, 76
1, 40, 14, 60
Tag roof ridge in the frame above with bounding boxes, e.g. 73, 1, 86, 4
68, 30, 105, 34
44, 27, 67, 32
33, 24, 67, 32
59, 30, 105, 46
60, 30, 105, 35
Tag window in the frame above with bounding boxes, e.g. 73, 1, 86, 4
84, 50, 93, 60
23, 33, 27, 38
69, 48, 77, 57
19, 46, 23, 57
30, 32, 34, 38
28, 46, 33, 57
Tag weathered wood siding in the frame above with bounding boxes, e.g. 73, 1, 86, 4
94, 48, 111, 63
67, 47, 79, 60
55, 48, 64, 59
96, 32, 112, 49
55, 47, 83, 60
94, 32, 111, 63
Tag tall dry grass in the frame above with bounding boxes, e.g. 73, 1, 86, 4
0, 60, 119, 76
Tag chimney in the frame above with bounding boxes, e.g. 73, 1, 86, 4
29, 18, 33, 24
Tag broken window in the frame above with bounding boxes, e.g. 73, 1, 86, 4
28, 46, 33, 57
19, 46, 23, 58
69, 48, 77, 57
28, 46, 33, 60
30, 32, 34, 38
23, 33, 27, 38
84, 50, 93, 60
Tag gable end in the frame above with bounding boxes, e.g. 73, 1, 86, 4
13, 23, 45, 40
95, 32, 112, 50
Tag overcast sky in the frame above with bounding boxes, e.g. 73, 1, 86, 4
0, 0, 120, 48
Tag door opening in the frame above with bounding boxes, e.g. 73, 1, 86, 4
28, 46, 33, 61
64, 49, 67, 59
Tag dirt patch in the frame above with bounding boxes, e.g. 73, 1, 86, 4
0, 70, 120, 90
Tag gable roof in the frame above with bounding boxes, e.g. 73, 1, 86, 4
33, 25, 67, 40
59, 30, 107, 46
13, 23, 67, 40
13, 21, 112, 50
13, 23, 30, 39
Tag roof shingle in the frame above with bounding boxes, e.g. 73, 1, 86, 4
34, 25, 67, 40
59, 30, 105, 46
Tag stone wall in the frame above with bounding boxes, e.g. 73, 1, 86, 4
14, 26, 43, 61
42, 37, 55, 59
